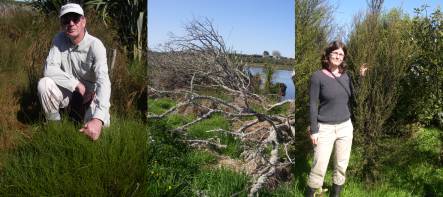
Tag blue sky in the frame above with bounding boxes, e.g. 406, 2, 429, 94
330, 0, 442, 35
148, 0, 295, 58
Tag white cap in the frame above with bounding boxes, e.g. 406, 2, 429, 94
59, 3, 84, 18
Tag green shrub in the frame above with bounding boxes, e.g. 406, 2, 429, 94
347, 8, 415, 182
393, 7, 443, 128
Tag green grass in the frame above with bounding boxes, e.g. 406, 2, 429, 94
3, 97, 440, 196
0, 117, 148, 196
376, 127, 443, 196
196, 88, 233, 102
0, 117, 249, 196
257, 127, 443, 196
188, 115, 243, 158
1, 112, 441, 196
148, 98, 176, 115
259, 165, 421, 197
146, 119, 250, 196
148, 95, 442, 196
150, 96, 244, 158
192, 168, 249, 197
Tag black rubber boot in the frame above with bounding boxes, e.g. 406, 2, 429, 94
330, 184, 342, 197
305, 186, 316, 197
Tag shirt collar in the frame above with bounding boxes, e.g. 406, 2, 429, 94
76, 30, 90, 49
66, 30, 90, 50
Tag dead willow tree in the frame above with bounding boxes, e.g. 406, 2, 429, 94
148, 18, 295, 196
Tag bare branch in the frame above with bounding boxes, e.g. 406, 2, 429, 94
148, 17, 296, 195
205, 128, 244, 137
183, 139, 227, 149
265, 99, 294, 111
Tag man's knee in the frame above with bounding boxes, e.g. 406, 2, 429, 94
37, 77, 55, 96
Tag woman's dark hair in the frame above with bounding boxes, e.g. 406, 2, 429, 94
321, 40, 348, 73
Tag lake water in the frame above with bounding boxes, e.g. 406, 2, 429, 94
247, 66, 295, 100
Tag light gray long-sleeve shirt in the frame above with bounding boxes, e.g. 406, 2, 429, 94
44, 31, 111, 123
309, 70, 351, 134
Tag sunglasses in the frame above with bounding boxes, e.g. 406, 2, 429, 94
61, 13, 82, 25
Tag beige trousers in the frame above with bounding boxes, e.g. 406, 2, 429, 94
307, 119, 353, 188
37, 77, 108, 126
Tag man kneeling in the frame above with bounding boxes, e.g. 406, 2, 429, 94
37, 3, 111, 141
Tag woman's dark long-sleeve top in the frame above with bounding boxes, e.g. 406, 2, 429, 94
309, 70, 352, 134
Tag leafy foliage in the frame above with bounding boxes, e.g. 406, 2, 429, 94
86, 0, 147, 61
393, 7, 443, 127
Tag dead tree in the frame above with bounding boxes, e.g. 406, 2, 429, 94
367, 0, 384, 14
148, 17, 295, 196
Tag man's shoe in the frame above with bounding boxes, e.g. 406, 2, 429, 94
306, 186, 316, 197
330, 184, 342, 197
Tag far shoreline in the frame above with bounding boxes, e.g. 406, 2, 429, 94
246, 63, 293, 71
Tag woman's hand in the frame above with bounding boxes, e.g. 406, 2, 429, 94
307, 126, 319, 145
310, 133, 319, 145
360, 63, 369, 76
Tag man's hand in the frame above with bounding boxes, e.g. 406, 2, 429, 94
75, 82, 95, 104
75, 82, 86, 96
79, 118, 103, 141
83, 91, 95, 104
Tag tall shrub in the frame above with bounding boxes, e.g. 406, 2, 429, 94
294, 0, 331, 128
347, 9, 414, 183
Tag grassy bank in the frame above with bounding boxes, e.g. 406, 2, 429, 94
147, 96, 443, 196
0, 116, 249, 196
2, 117, 440, 196
0, 118, 148, 195
261, 127, 443, 196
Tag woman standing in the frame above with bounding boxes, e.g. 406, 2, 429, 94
306, 41, 366, 197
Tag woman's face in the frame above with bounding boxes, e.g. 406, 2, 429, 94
328, 48, 345, 67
